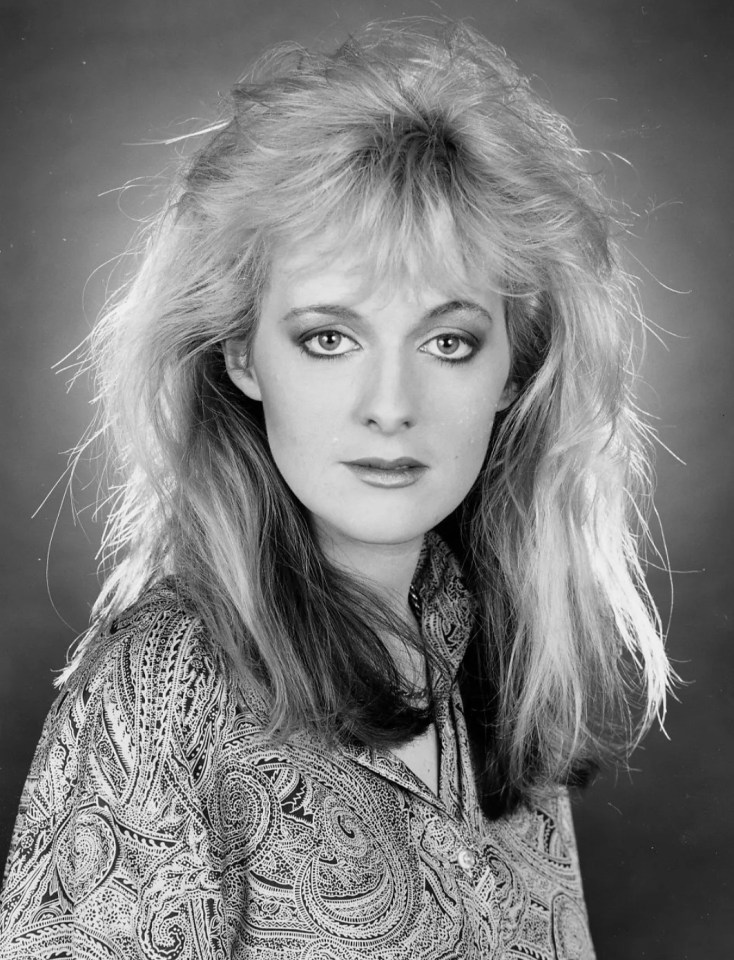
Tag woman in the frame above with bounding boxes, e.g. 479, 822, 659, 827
0, 20, 670, 959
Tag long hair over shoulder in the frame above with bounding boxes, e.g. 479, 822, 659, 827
61, 19, 671, 817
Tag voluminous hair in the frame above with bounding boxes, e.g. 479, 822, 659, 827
62, 19, 671, 818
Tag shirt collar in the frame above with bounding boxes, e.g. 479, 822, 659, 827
411, 529, 476, 693
339, 531, 476, 811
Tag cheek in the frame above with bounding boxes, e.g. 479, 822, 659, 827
450, 416, 495, 476
430, 385, 498, 458
257, 370, 340, 469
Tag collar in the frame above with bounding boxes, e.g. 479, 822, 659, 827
410, 529, 476, 694
339, 531, 476, 813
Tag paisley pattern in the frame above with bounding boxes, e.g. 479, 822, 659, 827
0, 533, 595, 959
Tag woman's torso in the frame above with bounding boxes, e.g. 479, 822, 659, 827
0, 536, 595, 959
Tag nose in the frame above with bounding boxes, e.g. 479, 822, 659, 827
355, 349, 417, 433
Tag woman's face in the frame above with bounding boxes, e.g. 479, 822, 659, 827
225, 242, 514, 556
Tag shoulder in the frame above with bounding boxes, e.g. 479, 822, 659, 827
5, 583, 245, 871
488, 789, 595, 957
529, 786, 579, 846
65, 579, 229, 729
69, 579, 210, 691
494, 786, 585, 883
34, 581, 243, 809
0, 584, 247, 949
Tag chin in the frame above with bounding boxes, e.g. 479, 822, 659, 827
322, 510, 443, 549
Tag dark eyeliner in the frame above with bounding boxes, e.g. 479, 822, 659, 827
424, 332, 481, 365
296, 328, 358, 360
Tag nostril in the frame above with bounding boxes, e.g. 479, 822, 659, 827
365, 416, 414, 432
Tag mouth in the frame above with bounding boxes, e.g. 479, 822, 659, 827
343, 458, 428, 489
345, 457, 427, 470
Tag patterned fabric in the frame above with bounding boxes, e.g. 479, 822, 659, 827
0, 532, 595, 959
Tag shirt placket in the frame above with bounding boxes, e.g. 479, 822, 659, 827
439, 689, 497, 898
342, 690, 497, 900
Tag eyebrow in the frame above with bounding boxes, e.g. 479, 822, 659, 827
280, 299, 496, 325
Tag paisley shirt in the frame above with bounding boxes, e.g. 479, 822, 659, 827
0, 533, 595, 959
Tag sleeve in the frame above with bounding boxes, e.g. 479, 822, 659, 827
0, 605, 238, 960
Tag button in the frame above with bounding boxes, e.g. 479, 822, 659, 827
457, 847, 477, 873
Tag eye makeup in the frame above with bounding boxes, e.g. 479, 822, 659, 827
419, 331, 480, 364
295, 326, 482, 364
285, 297, 494, 366
297, 329, 361, 360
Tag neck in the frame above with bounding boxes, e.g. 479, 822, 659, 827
315, 529, 424, 617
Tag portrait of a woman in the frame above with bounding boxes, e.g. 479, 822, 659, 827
0, 17, 676, 960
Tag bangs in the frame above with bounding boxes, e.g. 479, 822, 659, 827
264, 151, 510, 302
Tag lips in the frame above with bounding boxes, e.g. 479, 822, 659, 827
343, 457, 428, 489
345, 457, 426, 470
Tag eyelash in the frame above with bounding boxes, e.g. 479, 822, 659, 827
422, 334, 478, 364
297, 330, 480, 364
298, 330, 359, 361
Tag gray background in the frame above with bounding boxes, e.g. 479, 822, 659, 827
1, 0, 731, 955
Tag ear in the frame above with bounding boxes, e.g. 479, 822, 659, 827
496, 378, 519, 412
222, 338, 262, 402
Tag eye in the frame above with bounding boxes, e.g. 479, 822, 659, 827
420, 333, 477, 362
299, 330, 360, 358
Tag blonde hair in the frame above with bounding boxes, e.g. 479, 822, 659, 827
62, 19, 671, 816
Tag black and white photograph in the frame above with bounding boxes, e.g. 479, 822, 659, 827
1, 2, 731, 957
